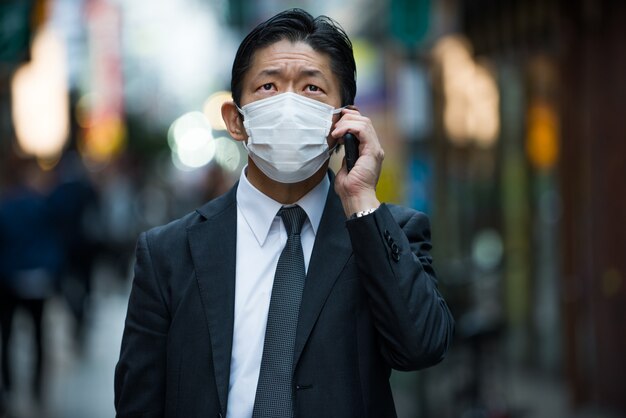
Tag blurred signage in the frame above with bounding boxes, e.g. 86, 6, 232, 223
352, 39, 385, 108
0, 1, 35, 63
79, 0, 126, 165
526, 100, 558, 170
396, 62, 432, 140
406, 155, 432, 214
390, 0, 430, 47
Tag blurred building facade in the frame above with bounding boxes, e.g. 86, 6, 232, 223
457, 0, 626, 414
557, 0, 626, 412
1, 0, 625, 417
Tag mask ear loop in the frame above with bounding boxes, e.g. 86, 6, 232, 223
329, 106, 350, 155
327, 108, 345, 156
232, 105, 252, 151
327, 142, 340, 156
328, 110, 350, 154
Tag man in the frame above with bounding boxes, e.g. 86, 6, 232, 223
115, 8, 454, 418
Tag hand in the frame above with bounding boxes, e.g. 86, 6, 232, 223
332, 108, 384, 217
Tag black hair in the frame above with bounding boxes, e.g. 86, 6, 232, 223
230, 8, 357, 107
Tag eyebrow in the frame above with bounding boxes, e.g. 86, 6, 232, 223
255, 68, 328, 81
300, 69, 326, 79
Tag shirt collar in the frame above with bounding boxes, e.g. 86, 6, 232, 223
236, 166, 330, 246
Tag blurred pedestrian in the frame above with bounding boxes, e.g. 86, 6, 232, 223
115, 8, 454, 418
48, 151, 100, 346
0, 157, 63, 403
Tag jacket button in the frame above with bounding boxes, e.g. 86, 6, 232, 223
391, 242, 399, 253
218, 414, 223, 418
392, 252, 400, 262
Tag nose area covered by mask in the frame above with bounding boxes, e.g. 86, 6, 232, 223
237, 92, 343, 183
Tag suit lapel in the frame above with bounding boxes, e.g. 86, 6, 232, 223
293, 182, 352, 368
187, 186, 238, 413
185, 176, 353, 401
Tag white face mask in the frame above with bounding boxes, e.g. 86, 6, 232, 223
238, 92, 342, 183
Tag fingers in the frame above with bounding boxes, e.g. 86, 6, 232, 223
332, 109, 375, 143
332, 109, 384, 162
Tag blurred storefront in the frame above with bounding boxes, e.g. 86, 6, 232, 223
434, 0, 626, 415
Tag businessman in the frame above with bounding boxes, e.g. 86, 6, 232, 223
115, 8, 454, 418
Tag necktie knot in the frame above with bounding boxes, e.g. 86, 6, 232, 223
279, 205, 307, 236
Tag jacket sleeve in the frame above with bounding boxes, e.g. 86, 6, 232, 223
115, 231, 170, 417
345, 203, 454, 371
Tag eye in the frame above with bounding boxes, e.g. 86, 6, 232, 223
306, 85, 320, 92
261, 83, 274, 91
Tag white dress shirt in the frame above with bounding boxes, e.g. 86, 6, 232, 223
226, 167, 329, 418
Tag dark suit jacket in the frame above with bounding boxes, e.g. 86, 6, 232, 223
115, 173, 454, 418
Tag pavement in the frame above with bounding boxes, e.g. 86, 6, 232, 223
1, 262, 128, 418
1, 261, 623, 418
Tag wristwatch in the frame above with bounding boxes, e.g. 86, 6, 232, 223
351, 207, 378, 219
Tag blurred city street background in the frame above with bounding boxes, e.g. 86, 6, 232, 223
1, 0, 625, 417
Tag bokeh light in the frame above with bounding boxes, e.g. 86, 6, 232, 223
526, 101, 559, 170
203, 91, 233, 131
168, 111, 216, 170
433, 35, 500, 147
11, 28, 69, 162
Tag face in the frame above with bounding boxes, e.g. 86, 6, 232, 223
239, 39, 343, 145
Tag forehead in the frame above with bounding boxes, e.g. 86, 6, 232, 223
245, 39, 336, 82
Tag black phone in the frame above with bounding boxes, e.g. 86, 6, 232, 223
343, 132, 359, 172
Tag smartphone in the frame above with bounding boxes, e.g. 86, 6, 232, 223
343, 132, 359, 172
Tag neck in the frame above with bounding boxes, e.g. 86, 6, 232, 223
246, 160, 328, 204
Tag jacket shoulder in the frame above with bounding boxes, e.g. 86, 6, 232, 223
143, 184, 237, 251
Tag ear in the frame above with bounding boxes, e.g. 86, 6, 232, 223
221, 101, 247, 142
